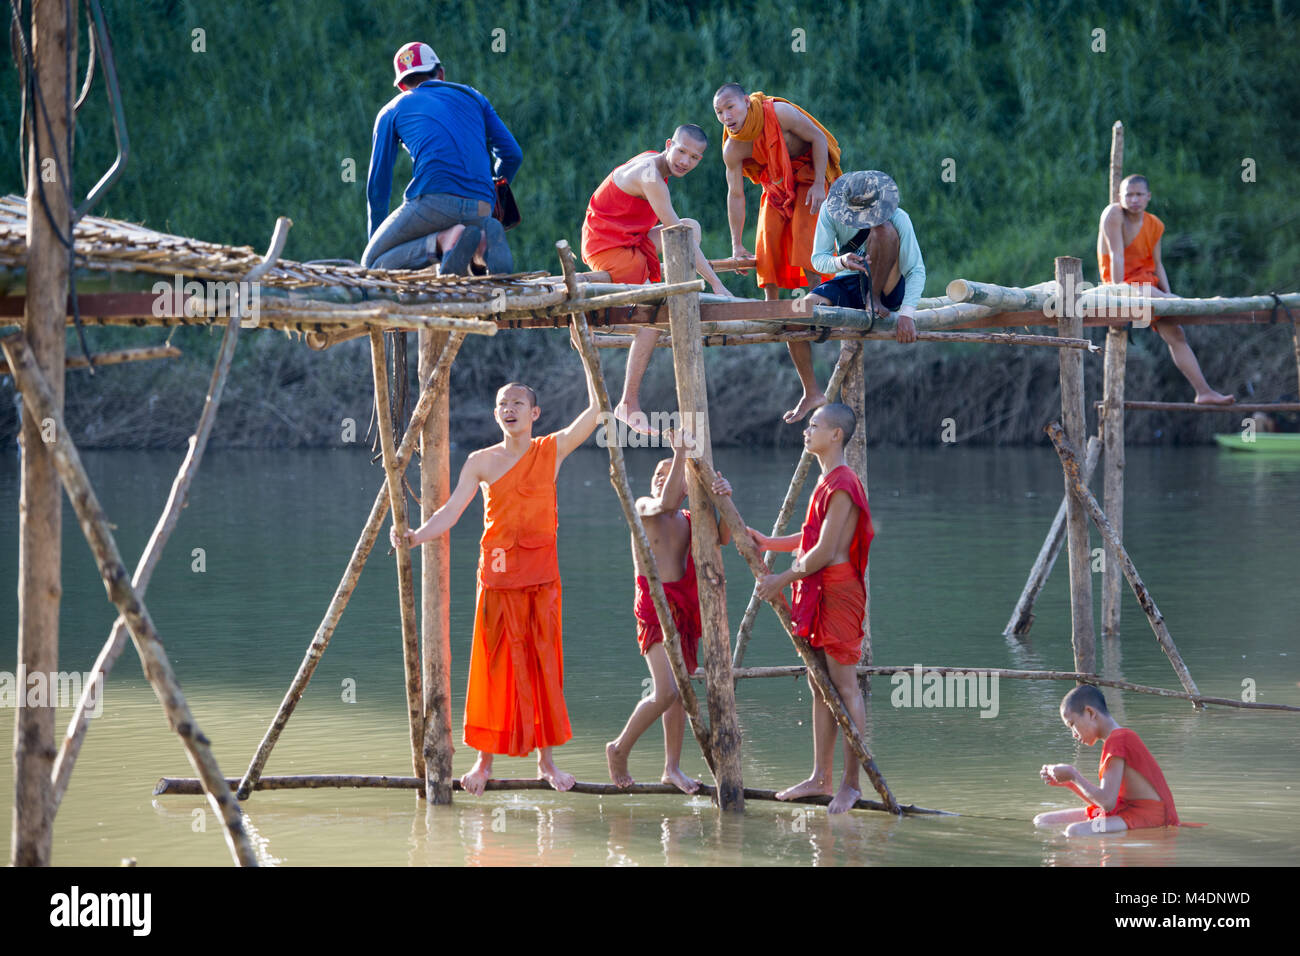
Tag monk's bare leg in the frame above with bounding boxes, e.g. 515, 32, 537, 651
776, 666, 836, 801
537, 746, 575, 792
1065, 813, 1128, 837
1152, 307, 1233, 404
615, 327, 660, 434
607, 643, 679, 788
784, 292, 832, 424
660, 697, 699, 794
827, 657, 865, 813
864, 222, 900, 313
460, 751, 494, 796
1033, 807, 1090, 827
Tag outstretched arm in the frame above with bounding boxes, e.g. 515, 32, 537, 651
636, 442, 689, 517
642, 180, 730, 296
554, 323, 603, 464
394, 454, 482, 548
755, 491, 855, 600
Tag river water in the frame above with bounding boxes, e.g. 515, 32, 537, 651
2, 442, 1297, 866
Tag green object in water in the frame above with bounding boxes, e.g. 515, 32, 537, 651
1214, 432, 1300, 453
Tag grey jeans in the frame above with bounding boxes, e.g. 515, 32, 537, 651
362, 192, 492, 271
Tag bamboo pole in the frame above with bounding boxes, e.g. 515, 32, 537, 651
0, 343, 180, 375
236, 332, 464, 799
732, 344, 859, 668
1056, 257, 1095, 674
50, 218, 292, 810
1045, 422, 1203, 704
663, 224, 744, 810
1077, 290, 1300, 317
841, 344, 873, 695
11, 0, 72, 866
689, 457, 902, 814
1116, 401, 1300, 413
558, 239, 715, 771
1004, 435, 1102, 637
1, 331, 258, 866
418, 328, 453, 804
372, 329, 424, 786
1102, 122, 1127, 641
715, 664, 1296, 711
154, 774, 953, 814
594, 328, 1098, 351
944, 279, 1052, 312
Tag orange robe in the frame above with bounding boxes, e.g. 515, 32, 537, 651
791, 465, 873, 665
581, 152, 663, 284
1085, 727, 1181, 829
724, 93, 843, 290
1099, 212, 1164, 287
464, 433, 573, 756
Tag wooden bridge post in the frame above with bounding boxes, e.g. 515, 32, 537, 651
1102, 120, 1127, 639
841, 343, 873, 695
662, 224, 745, 811
1057, 256, 1096, 673
419, 330, 455, 804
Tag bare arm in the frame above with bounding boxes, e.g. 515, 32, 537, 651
722, 142, 751, 259
554, 322, 603, 464
755, 492, 855, 600
1151, 236, 1171, 294
1101, 207, 1126, 285
1041, 760, 1123, 812
396, 454, 483, 548
642, 179, 731, 296
750, 530, 801, 552
636, 445, 689, 517
777, 103, 829, 215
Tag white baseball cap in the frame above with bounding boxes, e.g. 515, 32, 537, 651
393, 42, 441, 88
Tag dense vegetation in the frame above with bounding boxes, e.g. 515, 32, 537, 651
2, 0, 1297, 449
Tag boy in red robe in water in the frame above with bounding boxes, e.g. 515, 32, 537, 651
750, 403, 874, 814
392, 325, 600, 795
1035, 684, 1182, 835
581, 125, 733, 432
606, 431, 732, 793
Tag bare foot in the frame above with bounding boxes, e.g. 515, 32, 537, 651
775, 775, 832, 801
827, 784, 861, 814
1194, 390, 1235, 406
538, 754, 576, 792
782, 392, 827, 425
661, 766, 700, 795
460, 754, 492, 796
614, 400, 654, 435
606, 741, 634, 789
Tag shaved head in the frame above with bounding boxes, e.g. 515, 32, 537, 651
674, 123, 709, 148
1061, 684, 1109, 717
497, 382, 537, 407
713, 82, 746, 102
1121, 174, 1150, 192
818, 402, 857, 444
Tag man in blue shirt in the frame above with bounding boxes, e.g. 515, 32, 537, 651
363, 42, 523, 275
784, 170, 925, 422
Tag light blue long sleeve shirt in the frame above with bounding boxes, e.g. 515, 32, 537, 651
366, 81, 523, 238
810, 206, 926, 316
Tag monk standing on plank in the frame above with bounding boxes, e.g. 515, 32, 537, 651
713, 82, 843, 422
1098, 174, 1233, 405
581, 125, 734, 432
392, 324, 601, 794
751, 403, 873, 813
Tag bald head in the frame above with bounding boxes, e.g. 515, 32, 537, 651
714, 82, 746, 102
674, 123, 709, 148
1061, 684, 1109, 718
818, 402, 857, 444
1121, 174, 1150, 192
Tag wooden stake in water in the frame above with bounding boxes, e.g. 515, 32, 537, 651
1102, 119, 1127, 640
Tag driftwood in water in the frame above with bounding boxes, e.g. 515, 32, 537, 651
153, 774, 953, 816
689, 456, 902, 814
236, 332, 465, 799
1046, 422, 1203, 704
1, 331, 257, 866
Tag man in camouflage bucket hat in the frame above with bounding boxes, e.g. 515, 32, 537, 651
782, 170, 927, 423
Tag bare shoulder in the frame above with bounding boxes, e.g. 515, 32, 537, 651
722, 136, 750, 164
1099, 202, 1123, 227
772, 100, 799, 125
613, 154, 654, 197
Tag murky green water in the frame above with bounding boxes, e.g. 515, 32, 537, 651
2, 442, 1297, 866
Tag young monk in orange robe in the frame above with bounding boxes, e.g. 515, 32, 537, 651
1035, 684, 1189, 835
581, 126, 733, 432
1097, 174, 1232, 405
750, 403, 874, 814
393, 324, 602, 794
713, 82, 845, 423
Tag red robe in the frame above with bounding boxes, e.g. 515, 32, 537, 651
464, 433, 573, 756
791, 465, 873, 664
581, 152, 663, 283
1086, 727, 1181, 828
